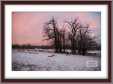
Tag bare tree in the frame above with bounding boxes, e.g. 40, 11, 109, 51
77, 24, 94, 55
43, 17, 63, 53
43, 17, 58, 52
60, 29, 66, 53
43, 17, 98, 55
66, 18, 80, 54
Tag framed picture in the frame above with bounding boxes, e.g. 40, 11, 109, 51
1, 1, 111, 82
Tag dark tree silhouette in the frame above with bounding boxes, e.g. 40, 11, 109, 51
43, 17, 99, 55
43, 17, 63, 53
77, 24, 98, 55
44, 17, 57, 52
60, 29, 66, 53
66, 18, 80, 54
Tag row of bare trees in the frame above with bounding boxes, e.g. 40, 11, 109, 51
43, 17, 99, 55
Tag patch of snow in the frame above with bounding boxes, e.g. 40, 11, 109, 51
12, 49, 101, 71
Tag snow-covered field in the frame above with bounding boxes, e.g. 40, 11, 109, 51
12, 49, 101, 71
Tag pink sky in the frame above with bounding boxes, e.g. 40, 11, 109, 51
12, 12, 101, 45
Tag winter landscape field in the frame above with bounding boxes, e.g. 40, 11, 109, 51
12, 12, 101, 71
12, 49, 101, 71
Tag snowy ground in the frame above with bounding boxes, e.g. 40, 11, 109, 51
12, 49, 101, 71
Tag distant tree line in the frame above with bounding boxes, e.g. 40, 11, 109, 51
43, 17, 101, 55
12, 44, 54, 49
12, 43, 100, 50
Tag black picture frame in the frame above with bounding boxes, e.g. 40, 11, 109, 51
1, 1, 112, 82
